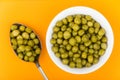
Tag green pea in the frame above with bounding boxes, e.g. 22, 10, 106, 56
67, 15, 73, 22
81, 18, 87, 24
53, 26, 60, 32
86, 62, 91, 67
81, 59, 87, 65
101, 43, 107, 49
82, 25, 88, 30
33, 38, 39, 45
87, 55, 93, 63
11, 38, 17, 45
55, 52, 61, 58
66, 44, 72, 50
93, 58, 99, 64
89, 27, 94, 34
73, 54, 80, 58
28, 40, 34, 47
30, 32, 36, 39
94, 53, 99, 58
52, 33, 58, 39
18, 45, 25, 52
22, 32, 29, 39
12, 30, 20, 37
75, 36, 81, 43
56, 21, 63, 27
52, 46, 58, 53
58, 31, 63, 38
35, 48, 41, 54
87, 21, 93, 27
72, 31, 78, 36
26, 52, 32, 57
25, 27, 32, 33
89, 49, 94, 54
69, 62, 75, 68
61, 25, 67, 31
61, 53, 68, 58
66, 28, 72, 32
94, 22, 100, 28
12, 45, 17, 50
80, 45, 86, 51
11, 25, 18, 30
29, 56, 35, 62
18, 53, 24, 59
78, 30, 85, 36
23, 40, 28, 45
85, 15, 92, 20
68, 51, 73, 57
50, 39, 56, 44
76, 63, 82, 68
74, 17, 81, 24
57, 38, 63, 44
62, 59, 69, 65
102, 36, 107, 43
97, 35, 103, 40
17, 39, 23, 45
93, 43, 100, 50
69, 37, 76, 46
72, 46, 78, 53
17, 35, 23, 40
63, 31, 71, 39
24, 55, 29, 61
33, 45, 39, 49
62, 18, 68, 25
59, 47, 65, 53
81, 52, 87, 59
69, 22, 74, 28
75, 58, 81, 63
25, 46, 31, 52
82, 34, 89, 42
91, 35, 97, 43
84, 40, 91, 46
63, 40, 68, 45
98, 28, 105, 36
19, 25, 25, 32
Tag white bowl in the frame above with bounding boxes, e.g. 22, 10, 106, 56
46, 6, 114, 74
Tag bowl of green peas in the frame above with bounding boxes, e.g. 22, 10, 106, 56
46, 6, 114, 74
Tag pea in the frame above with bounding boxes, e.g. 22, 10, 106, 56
29, 56, 35, 62
33, 38, 39, 44
73, 54, 80, 58
68, 51, 73, 57
75, 36, 81, 43
26, 52, 32, 57
66, 44, 72, 50
25, 46, 31, 51
69, 37, 76, 46
85, 15, 92, 20
81, 59, 87, 65
69, 22, 74, 28
22, 32, 29, 39
81, 18, 87, 24
81, 52, 87, 59
52, 33, 58, 39
50, 39, 56, 44
101, 43, 107, 49
66, 28, 72, 33
58, 31, 63, 38
86, 62, 91, 67
69, 62, 75, 68
53, 26, 60, 32
30, 32, 36, 39
82, 35, 89, 42
102, 36, 107, 43
75, 58, 81, 63
78, 30, 85, 36
17, 39, 23, 45
84, 40, 91, 46
11, 25, 18, 30
72, 46, 78, 53
61, 53, 68, 58
17, 35, 23, 40
89, 49, 94, 54
64, 31, 71, 39
35, 48, 41, 54
52, 46, 58, 53
94, 22, 100, 28
62, 59, 69, 65
56, 21, 63, 27
57, 38, 63, 44
93, 43, 100, 50
87, 21, 93, 27
80, 45, 86, 51
11, 38, 17, 45
74, 17, 81, 24
99, 49, 105, 56
59, 47, 65, 53
91, 35, 97, 43
19, 25, 25, 32
93, 58, 99, 64
25, 27, 32, 33
55, 53, 61, 58
12, 30, 20, 37
76, 63, 82, 68
98, 28, 105, 36
82, 25, 88, 30
61, 25, 67, 31
28, 40, 34, 47
72, 31, 78, 36
87, 55, 93, 63
67, 15, 73, 22
63, 40, 68, 45
24, 55, 29, 61
89, 27, 94, 34
18, 53, 24, 59
62, 18, 68, 25
18, 45, 25, 52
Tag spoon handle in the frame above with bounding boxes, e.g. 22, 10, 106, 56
36, 62, 48, 80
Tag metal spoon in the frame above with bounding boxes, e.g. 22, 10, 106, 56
10, 23, 48, 80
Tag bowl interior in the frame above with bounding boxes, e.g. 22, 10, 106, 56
46, 6, 114, 74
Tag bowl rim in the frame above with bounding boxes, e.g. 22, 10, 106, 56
46, 6, 114, 74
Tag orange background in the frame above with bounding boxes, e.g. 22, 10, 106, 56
0, 0, 120, 80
